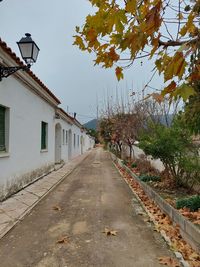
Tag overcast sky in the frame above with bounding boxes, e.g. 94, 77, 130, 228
0, 0, 163, 123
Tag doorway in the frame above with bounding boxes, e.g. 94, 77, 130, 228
55, 123, 62, 163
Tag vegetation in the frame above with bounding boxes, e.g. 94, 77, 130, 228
131, 162, 137, 168
86, 128, 99, 143
139, 118, 200, 190
138, 174, 161, 182
74, 0, 200, 100
176, 195, 200, 212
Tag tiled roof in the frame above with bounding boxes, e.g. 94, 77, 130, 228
59, 108, 74, 122
59, 108, 84, 128
0, 38, 61, 104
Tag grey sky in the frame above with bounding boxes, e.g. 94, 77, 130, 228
0, 0, 163, 123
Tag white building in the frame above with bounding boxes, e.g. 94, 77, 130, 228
0, 38, 94, 201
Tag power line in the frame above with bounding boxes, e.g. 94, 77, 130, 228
76, 113, 96, 119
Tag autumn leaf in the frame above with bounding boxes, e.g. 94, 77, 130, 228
161, 81, 177, 96
56, 236, 69, 244
172, 83, 196, 101
103, 227, 118, 236
158, 256, 180, 267
116, 164, 200, 267
126, 0, 137, 15
151, 93, 164, 104
115, 67, 124, 81
74, 0, 200, 100
73, 36, 86, 50
52, 205, 61, 211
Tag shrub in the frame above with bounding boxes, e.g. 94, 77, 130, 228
135, 156, 156, 174
138, 120, 198, 188
176, 195, 200, 212
139, 174, 161, 182
131, 162, 137, 168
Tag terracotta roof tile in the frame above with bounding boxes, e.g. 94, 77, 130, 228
59, 108, 83, 128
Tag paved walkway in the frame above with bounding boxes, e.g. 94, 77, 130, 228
0, 148, 175, 267
0, 151, 90, 239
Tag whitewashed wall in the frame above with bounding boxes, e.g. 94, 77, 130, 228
0, 75, 57, 199
125, 144, 165, 172
84, 133, 95, 152
0, 55, 94, 200
71, 124, 82, 158
56, 118, 72, 163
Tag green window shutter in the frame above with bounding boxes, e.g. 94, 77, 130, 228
41, 122, 47, 149
0, 106, 5, 151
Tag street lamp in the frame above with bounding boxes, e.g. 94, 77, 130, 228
0, 33, 40, 81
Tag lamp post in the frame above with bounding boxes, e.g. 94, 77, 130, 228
0, 33, 40, 81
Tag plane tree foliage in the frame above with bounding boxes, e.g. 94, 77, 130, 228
74, 0, 200, 101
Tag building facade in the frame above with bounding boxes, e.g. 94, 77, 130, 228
0, 38, 94, 201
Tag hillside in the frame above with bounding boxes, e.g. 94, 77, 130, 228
84, 119, 97, 130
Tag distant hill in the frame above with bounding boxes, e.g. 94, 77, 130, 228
84, 115, 173, 131
84, 119, 97, 130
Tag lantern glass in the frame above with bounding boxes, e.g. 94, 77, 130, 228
17, 33, 40, 65
32, 43, 40, 62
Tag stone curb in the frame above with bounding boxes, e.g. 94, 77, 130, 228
0, 152, 90, 240
110, 153, 200, 255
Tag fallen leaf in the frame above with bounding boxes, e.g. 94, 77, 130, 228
56, 236, 69, 244
103, 227, 118, 236
158, 256, 180, 267
138, 211, 146, 216
52, 205, 61, 211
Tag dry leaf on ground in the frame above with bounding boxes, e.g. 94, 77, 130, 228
103, 227, 118, 236
117, 163, 200, 267
52, 205, 61, 211
158, 256, 180, 267
56, 236, 69, 244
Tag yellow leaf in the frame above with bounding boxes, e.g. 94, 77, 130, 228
177, 12, 184, 20
73, 36, 86, 50
172, 83, 196, 101
103, 227, 118, 236
126, 0, 137, 14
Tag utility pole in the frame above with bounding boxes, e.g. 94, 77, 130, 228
96, 93, 99, 131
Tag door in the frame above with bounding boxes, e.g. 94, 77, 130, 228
55, 123, 62, 163
68, 129, 72, 160
81, 136, 83, 154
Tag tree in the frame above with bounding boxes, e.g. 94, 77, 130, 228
179, 83, 200, 134
74, 0, 200, 100
139, 119, 200, 189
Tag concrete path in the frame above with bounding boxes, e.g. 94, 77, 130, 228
0, 151, 90, 239
0, 148, 175, 267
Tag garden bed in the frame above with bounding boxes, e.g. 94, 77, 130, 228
122, 156, 200, 227
111, 153, 200, 259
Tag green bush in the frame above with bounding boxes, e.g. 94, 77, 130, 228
176, 195, 200, 212
122, 160, 128, 166
138, 120, 199, 188
131, 162, 137, 168
138, 174, 161, 182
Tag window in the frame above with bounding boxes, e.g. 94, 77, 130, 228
74, 133, 76, 148
0, 106, 6, 152
66, 130, 68, 144
41, 121, 48, 150
63, 129, 65, 144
